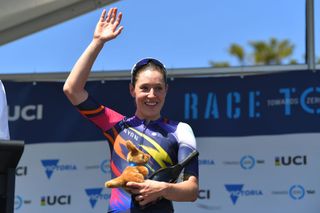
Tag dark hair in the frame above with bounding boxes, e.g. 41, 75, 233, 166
131, 58, 167, 87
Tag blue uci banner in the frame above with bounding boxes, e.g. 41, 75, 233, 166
4, 80, 133, 143
4, 70, 320, 143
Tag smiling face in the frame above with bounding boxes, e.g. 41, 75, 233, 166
130, 68, 168, 121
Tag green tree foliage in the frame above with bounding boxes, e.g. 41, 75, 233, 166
209, 61, 230, 68
249, 38, 294, 65
229, 43, 245, 65
211, 37, 296, 67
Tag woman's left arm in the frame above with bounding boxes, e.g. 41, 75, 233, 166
161, 175, 199, 201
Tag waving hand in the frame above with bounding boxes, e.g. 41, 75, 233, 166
94, 7, 124, 44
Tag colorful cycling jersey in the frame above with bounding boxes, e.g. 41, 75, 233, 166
76, 96, 199, 213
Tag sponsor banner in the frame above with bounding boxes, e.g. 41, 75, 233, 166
13, 134, 320, 213
4, 70, 320, 143
15, 141, 112, 212
174, 134, 319, 213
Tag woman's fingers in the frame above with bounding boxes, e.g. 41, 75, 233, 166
135, 194, 144, 201
99, 9, 106, 22
126, 181, 141, 188
114, 26, 124, 37
110, 7, 117, 24
105, 7, 113, 23
114, 12, 122, 28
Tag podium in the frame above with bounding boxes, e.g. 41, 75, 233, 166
0, 140, 24, 213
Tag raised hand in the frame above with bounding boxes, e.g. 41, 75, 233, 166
93, 7, 124, 44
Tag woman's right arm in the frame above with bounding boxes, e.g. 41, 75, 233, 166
63, 8, 123, 105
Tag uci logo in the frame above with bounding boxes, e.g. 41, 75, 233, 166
40, 195, 71, 206
198, 189, 210, 199
16, 166, 27, 176
8, 105, 43, 121
275, 155, 307, 166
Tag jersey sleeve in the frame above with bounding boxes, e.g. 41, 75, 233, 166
175, 122, 199, 178
75, 95, 124, 131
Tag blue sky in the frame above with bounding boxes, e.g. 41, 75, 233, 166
0, 0, 318, 74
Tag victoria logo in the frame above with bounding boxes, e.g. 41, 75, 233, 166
41, 159, 77, 179
224, 184, 244, 204
225, 184, 263, 205
198, 159, 215, 166
85, 188, 110, 208
275, 155, 307, 166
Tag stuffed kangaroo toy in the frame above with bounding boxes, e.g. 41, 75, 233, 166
105, 141, 150, 188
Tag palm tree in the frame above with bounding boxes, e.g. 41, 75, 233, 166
249, 37, 294, 65
209, 38, 295, 67
209, 61, 230, 68
229, 43, 245, 66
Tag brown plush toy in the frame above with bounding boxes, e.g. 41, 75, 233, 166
105, 141, 150, 188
